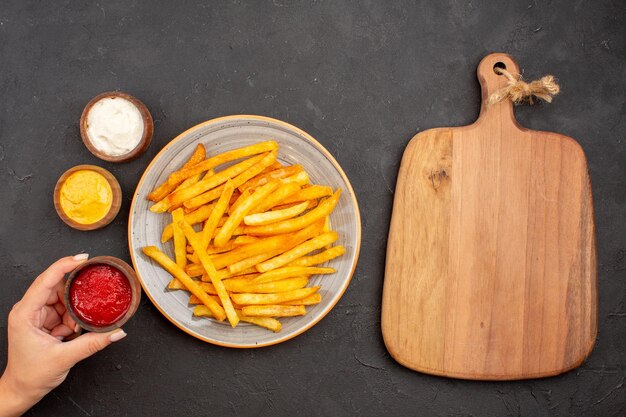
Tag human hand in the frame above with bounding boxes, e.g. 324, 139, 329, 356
0, 255, 127, 417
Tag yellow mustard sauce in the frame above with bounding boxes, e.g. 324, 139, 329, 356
60, 170, 113, 224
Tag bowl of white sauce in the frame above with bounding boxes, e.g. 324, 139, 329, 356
80, 91, 153, 162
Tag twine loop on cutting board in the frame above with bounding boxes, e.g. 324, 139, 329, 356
489, 67, 560, 105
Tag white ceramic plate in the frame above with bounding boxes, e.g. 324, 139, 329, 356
128, 115, 361, 348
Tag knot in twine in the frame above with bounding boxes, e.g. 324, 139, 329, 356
488, 67, 560, 105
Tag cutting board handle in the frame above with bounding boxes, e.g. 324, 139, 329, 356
476, 53, 521, 127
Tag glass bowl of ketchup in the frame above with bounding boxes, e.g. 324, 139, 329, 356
64, 256, 141, 332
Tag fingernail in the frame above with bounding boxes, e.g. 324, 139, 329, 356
73, 253, 89, 262
109, 329, 127, 342
74, 324, 81, 333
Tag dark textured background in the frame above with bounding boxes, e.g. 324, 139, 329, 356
0, 1, 624, 416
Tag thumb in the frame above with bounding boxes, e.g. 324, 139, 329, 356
59, 329, 127, 366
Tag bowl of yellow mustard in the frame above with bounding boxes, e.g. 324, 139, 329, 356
54, 165, 122, 231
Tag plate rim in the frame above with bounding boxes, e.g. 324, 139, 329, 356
128, 114, 362, 348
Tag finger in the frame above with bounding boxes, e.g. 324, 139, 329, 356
59, 329, 127, 367
42, 305, 62, 330
21, 254, 89, 311
62, 310, 78, 333
50, 324, 75, 339
53, 301, 65, 316
44, 280, 64, 306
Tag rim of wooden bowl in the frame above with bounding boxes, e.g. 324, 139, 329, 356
53, 164, 122, 231
80, 91, 154, 163
64, 256, 142, 333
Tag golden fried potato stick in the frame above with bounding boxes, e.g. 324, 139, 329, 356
280, 171, 310, 187
264, 161, 283, 172
227, 189, 252, 215
286, 246, 346, 267
184, 151, 277, 210
253, 266, 335, 284
227, 249, 283, 274
238, 164, 303, 192
241, 305, 306, 317
142, 246, 226, 321
211, 235, 291, 270
212, 268, 258, 281
193, 276, 308, 295
198, 240, 238, 254
244, 201, 309, 226
188, 294, 220, 305
167, 141, 278, 186
171, 208, 187, 269
173, 171, 203, 193
212, 225, 246, 239
223, 276, 309, 294
161, 203, 216, 243
256, 231, 338, 272
150, 153, 267, 213
322, 215, 332, 249
280, 185, 333, 205
242, 189, 341, 236
232, 287, 319, 305
214, 181, 280, 247
281, 293, 322, 306
193, 305, 282, 332
185, 263, 257, 279
189, 294, 245, 310
148, 143, 206, 202
232, 235, 260, 246
273, 199, 319, 211
181, 221, 239, 327
201, 180, 234, 248
167, 277, 186, 290
211, 219, 324, 270
250, 182, 301, 214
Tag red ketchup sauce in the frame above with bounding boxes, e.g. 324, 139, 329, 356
70, 264, 132, 327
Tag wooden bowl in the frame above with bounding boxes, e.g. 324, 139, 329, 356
64, 256, 142, 333
53, 164, 122, 231
80, 91, 153, 163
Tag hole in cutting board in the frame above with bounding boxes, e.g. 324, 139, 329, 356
493, 62, 507, 74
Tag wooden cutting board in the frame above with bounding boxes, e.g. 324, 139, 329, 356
382, 53, 597, 380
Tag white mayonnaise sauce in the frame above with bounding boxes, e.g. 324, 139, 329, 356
86, 97, 144, 156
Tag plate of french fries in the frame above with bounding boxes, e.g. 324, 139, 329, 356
129, 115, 361, 347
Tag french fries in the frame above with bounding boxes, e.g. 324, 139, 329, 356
150, 153, 267, 213
255, 231, 338, 272
167, 141, 278, 186
161, 203, 216, 243
142, 142, 347, 333
181, 221, 239, 327
142, 246, 226, 321
149, 144, 206, 202
223, 276, 309, 293
242, 190, 341, 236
201, 180, 234, 248
239, 164, 303, 192
241, 305, 306, 317
171, 208, 187, 269
244, 201, 309, 226
214, 181, 280, 247
282, 293, 322, 306
286, 245, 346, 267
193, 305, 282, 332
184, 151, 278, 210
231, 287, 320, 305
253, 266, 336, 284
280, 185, 333, 205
